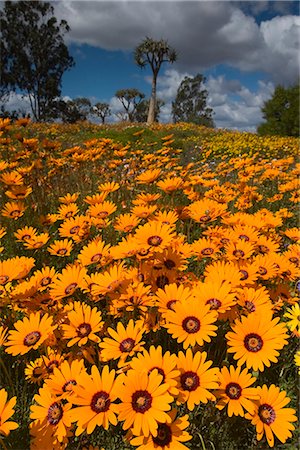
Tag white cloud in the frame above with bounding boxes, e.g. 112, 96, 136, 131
133, 70, 274, 131
54, 1, 299, 85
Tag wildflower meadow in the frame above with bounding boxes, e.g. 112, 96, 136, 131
0, 117, 299, 450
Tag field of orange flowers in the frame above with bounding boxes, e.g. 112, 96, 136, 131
0, 117, 299, 450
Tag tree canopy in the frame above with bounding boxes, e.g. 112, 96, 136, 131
257, 83, 299, 137
115, 89, 145, 122
172, 74, 214, 127
134, 37, 177, 125
0, 0, 74, 121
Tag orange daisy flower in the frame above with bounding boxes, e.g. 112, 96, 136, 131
134, 222, 175, 254
45, 359, 86, 401
77, 238, 111, 267
116, 368, 173, 437
130, 345, 180, 396
245, 384, 297, 447
62, 301, 103, 347
226, 311, 289, 372
50, 265, 87, 300
163, 298, 218, 349
176, 348, 219, 410
48, 239, 73, 257
1, 201, 26, 219
30, 386, 72, 443
0, 388, 18, 436
215, 365, 259, 417
69, 364, 119, 435
129, 409, 191, 449
99, 319, 145, 367
5, 312, 56, 356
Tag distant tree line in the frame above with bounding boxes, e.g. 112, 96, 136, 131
1, 1, 298, 135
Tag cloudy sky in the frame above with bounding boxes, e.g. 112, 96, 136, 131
6, 1, 300, 131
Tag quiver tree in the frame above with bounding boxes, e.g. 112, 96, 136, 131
134, 37, 177, 125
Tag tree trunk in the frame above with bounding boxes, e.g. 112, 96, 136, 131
147, 73, 157, 125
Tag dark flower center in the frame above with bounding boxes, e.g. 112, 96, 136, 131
181, 371, 200, 391
164, 259, 176, 269
11, 210, 22, 218
199, 214, 211, 223
239, 234, 250, 241
182, 316, 200, 333
23, 331, 41, 347
201, 247, 214, 256
289, 257, 298, 264
47, 402, 63, 425
70, 226, 80, 234
77, 323, 92, 338
156, 275, 169, 289
166, 299, 177, 311
245, 300, 256, 313
225, 382, 242, 399
152, 423, 172, 446
62, 379, 77, 392
41, 276, 52, 286
32, 366, 44, 378
240, 270, 249, 280
258, 245, 269, 254
65, 282, 77, 295
57, 248, 67, 255
206, 298, 221, 310
233, 249, 245, 258
132, 390, 152, 413
258, 403, 276, 425
147, 235, 163, 247
0, 275, 9, 285
119, 337, 135, 353
46, 360, 59, 374
91, 391, 110, 413
244, 333, 263, 352
91, 253, 102, 262
258, 266, 267, 275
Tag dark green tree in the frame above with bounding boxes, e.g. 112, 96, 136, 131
257, 83, 299, 137
134, 37, 177, 125
172, 74, 214, 127
49, 98, 86, 123
92, 102, 111, 124
133, 98, 164, 123
0, 1, 74, 121
115, 89, 145, 122
72, 97, 92, 120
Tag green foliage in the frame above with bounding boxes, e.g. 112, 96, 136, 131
134, 36, 177, 124
133, 98, 164, 123
172, 74, 215, 127
92, 102, 111, 124
115, 88, 145, 122
0, 0, 74, 121
257, 83, 299, 137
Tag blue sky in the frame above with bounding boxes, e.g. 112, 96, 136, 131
6, 1, 300, 131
